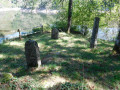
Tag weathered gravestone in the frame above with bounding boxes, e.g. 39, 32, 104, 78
25, 40, 41, 68
90, 17, 100, 48
51, 28, 59, 39
0, 72, 13, 83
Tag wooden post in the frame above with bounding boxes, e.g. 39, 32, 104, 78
17, 29, 21, 40
41, 25, 43, 33
90, 17, 100, 48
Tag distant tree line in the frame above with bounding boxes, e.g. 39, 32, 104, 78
6, 0, 59, 9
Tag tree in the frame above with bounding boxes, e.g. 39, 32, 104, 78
113, 25, 120, 54
113, 2, 120, 54
67, 0, 73, 33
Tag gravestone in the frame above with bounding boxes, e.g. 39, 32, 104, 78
41, 25, 43, 34
25, 40, 41, 68
51, 28, 59, 39
90, 17, 100, 48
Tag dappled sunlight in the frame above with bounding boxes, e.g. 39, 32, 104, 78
17, 72, 68, 88
0, 0, 120, 89
84, 59, 93, 64
32, 65, 62, 73
38, 43, 47, 51
65, 43, 75, 47
112, 61, 120, 65
8, 41, 24, 47
73, 38, 87, 42
0, 54, 6, 59
0, 32, 120, 89
114, 81, 120, 89
61, 36, 72, 41
60, 33, 73, 40
18, 76, 39, 88
56, 40, 75, 47
60, 32, 68, 36
85, 79, 105, 90
39, 75, 68, 88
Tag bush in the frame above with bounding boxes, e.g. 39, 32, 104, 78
71, 25, 89, 36
51, 21, 67, 32
32, 26, 43, 33
44, 24, 51, 32
52, 21, 89, 35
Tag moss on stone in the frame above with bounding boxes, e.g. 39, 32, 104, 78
0, 73, 13, 83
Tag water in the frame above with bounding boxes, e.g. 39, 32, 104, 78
0, 10, 118, 43
97, 28, 118, 41
0, 10, 57, 43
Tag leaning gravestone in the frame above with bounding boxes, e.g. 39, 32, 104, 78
25, 40, 41, 68
51, 28, 59, 39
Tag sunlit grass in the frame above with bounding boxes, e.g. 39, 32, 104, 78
8, 41, 24, 47
0, 54, 6, 59
0, 32, 120, 89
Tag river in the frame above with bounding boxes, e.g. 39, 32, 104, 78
0, 8, 118, 43
0, 9, 57, 43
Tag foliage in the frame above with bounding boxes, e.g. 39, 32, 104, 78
71, 25, 89, 36
0, 0, 15, 8
53, 0, 120, 32
32, 26, 43, 33
0, 73, 34, 90
53, 20, 89, 35
0, 77, 33, 90
52, 20, 68, 32
0, 0, 59, 9
0, 73, 13, 83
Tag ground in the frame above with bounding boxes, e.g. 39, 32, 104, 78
0, 32, 120, 90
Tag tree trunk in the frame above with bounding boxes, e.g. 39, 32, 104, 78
90, 17, 100, 48
67, 0, 73, 33
113, 2, 120, 54
113, 19, 120, 54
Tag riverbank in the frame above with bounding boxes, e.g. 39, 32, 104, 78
0, 8, 58, 14
0, 8, 21, 12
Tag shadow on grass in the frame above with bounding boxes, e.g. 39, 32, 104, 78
0, 32, 120, 89
34, 33, 120, 89
0, 43, 26, 73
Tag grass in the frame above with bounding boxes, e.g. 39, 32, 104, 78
0, 32, 120, 90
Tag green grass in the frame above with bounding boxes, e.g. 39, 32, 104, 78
0, 32, 120, 90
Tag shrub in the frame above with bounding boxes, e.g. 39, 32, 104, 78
44, 24, 51, 32
51, 21, 67, 32
71, 25, 89, 36
32, 26, 43, 33
52, 21, 89, 36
